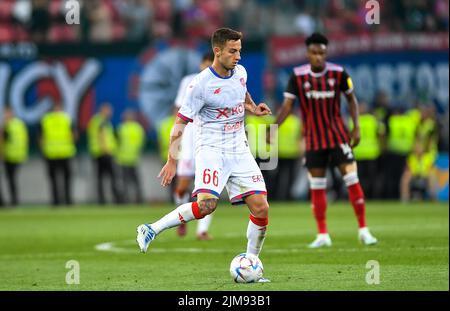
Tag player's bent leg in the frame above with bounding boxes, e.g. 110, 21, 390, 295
136, 195, 217, 253
245, 194, 269, 257
197, 193, 219, 216
339, 162, 378, 245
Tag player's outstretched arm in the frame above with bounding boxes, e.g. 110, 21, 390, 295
158, 116, 188, 187
345, 92, 361, 148
244, 92, 272, 116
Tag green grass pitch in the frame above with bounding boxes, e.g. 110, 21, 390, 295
0, 201, 448, 291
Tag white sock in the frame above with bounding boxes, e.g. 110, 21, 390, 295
151, 203, 196, 235
196, 214, 212, 234
246, 218, 267, 257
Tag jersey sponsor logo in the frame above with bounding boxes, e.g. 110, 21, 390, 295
223, 120, 243, 132
216, 108, 229, 119
231, 103, 245, 115
305, 90, 336, 99
214, 87, 221, 94
215, 103, 245, 119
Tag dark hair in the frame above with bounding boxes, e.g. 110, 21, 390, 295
305, 33, 329, 46
202, 51, 215, 62
211, 28, 242, 49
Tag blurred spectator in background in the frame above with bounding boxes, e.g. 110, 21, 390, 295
183, 0, 223, 39
437, 107, 449, 155
84, 0, 113, 42
426, 106, 450, 201
1, 0, 448, 44
88, 103, 121, 204
0, 107, 29, 206
271, 112, 302, 201
350, 101, 384, 199
223, 0, 243, 30
383, 106, 419, 199
157, 110, 175, 165
157, 110, 176, 196
29, 0, 50, 43
373, 91, 393, 127
116, 109, 145, 204
40, 102, 76, 206
400, 141, 436, 202
416, 105, 439, 156
115, 0, 152, 42
247, 113, 276, 200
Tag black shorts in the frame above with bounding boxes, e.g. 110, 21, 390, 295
304, 144, 355, 169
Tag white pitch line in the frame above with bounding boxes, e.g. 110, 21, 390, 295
93, 240, 449, 254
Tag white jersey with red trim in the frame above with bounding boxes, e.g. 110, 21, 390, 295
178, 64, 249, 154
175, 73, 197, 108
174, 73, 197, 177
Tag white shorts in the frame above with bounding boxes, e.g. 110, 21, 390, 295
192, 148, 267, 205
177, 122, 195, 177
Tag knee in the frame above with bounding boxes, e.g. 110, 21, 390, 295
197, 198, 218, 216
250, 200, 269, 218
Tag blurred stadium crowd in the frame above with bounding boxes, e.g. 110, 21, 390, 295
0, 0, 448, 43
0, 89, 448, 206
0, 0, 448, 206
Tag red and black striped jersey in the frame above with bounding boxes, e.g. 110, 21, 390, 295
284, 62, 354, 151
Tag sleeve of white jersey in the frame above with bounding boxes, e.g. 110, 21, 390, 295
237, 64, 248, 84
177, 77, 204, 122
174, 76, 192, 108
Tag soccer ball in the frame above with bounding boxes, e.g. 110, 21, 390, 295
229, 253, 264, 283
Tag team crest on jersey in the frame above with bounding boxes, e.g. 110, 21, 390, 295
303, 81, 311, 90
328, 78, 335, 87
240, 78, 246, 87
214, 87, 221, 94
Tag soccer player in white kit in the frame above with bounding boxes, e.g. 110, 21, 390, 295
173, 52, 214, 240
137, 28, 272, 259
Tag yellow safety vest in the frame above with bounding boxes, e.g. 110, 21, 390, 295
387, 114, 417, 155
41, 111, 76, 159
407, 152, 436, 178
351, 114, 381, 161
245, 115, 274, 158
116, 121, 145, 166
3, 118, 28, 163
88, 114, 117, 157
408, 108, 422, 128
157, 116, 175, 161
277, 114, 301, 159
416, 118, 437, 154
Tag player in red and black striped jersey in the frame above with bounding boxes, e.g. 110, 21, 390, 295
272, 33, 378, 248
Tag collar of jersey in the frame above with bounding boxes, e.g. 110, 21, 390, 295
308, 64, 328, 78
209, 66, 234, 79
